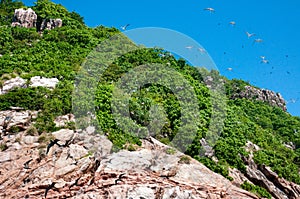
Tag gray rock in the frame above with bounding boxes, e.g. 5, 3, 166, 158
0, 152, 12, 163
0, 110, 36, 130
103, 149, 152, 171
232, 85, 286, 111
40, 18, 62, 31
11, 8, 37, 28
0, 77, 26, 95
127, 186, 155, 199
30, 76, 59, 89
69, 144, 88, 160
52, 129, 74, 145
55, 165, 77, 177
22, 136, 38, 145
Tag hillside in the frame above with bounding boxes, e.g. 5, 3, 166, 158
1, 1, 300, 198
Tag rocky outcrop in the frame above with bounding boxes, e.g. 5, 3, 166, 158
0, 109, 38, 135
11, 8, 37, 28
228, 141, 300, 199
40, 18, 62, 31
0, 76, 59, 95
232, 86, 286, 111
11, 8, 62, 31
0, 77, 26, 95
0, 114, 259, 199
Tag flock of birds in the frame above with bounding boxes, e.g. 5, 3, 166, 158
118, 6, 297, 106
202, 7, 298, 104
200, 7, 293, 76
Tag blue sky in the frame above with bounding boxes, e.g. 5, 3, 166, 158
23, 0, 300, 116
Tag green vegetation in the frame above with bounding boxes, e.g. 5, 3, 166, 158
1, 1, 300, 198
241, 181, 272, 199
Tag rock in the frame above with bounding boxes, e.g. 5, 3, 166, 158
245, 141, 260, 152
200, 138, 214, 157
54, 114, 75, 127
0, 110, 37, 132
232, 85, 286, 111
127, 186, 155, 198
284, 142, 295, 150
30, 76, 59, 89
55, 165, 77, 177
11, 8, 37, 28
6, 142, 22, 151
68, 144, 88, 159
259, 165, 300, 199
84, 135, 112, 158
0, 152, 11, 163
85, 126, 95, 135
40, 18, 62, 31
52, 129, 74, 145
103, 149, 152, 171
0, 77, 26, 95
22, 136, 38, 145
229, 168, 250, 186
242, 154, 300, 199
0, 130, 260, 199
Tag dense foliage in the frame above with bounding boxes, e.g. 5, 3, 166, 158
1, 1, 300, 198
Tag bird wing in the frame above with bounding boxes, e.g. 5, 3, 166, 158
46, 143, 53, 154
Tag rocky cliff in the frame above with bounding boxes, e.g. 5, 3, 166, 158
231, 86, 286, 111
1, 109, 300, 198
0, 109, 259, 199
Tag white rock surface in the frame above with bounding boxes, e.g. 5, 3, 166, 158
0, 77, 26, 95
30, 76, 59, 89
11, 8, 37, 28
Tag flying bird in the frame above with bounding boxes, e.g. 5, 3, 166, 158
120, 24, 130, 31
227, 67, 233, 71
253, 38, 263, 44
246, 31, 256, 38
197, 48, 206, 54
260, 56, 269, 64
46, 139, 61, 154
185, 46, 193, 49
229, 21, 236, 26
204, 7, 215, 13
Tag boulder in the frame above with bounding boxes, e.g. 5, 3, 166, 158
11, 8, 37, 28
40, 18, 62, 31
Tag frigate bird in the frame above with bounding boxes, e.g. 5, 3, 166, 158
62, 139, 71, 147
204, 7, 215, 13
120, 24, 130, 31
23, 159, 33, 169
46, 139, 61, 154
45, 182, 56, 198
246, 31, 256, 38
